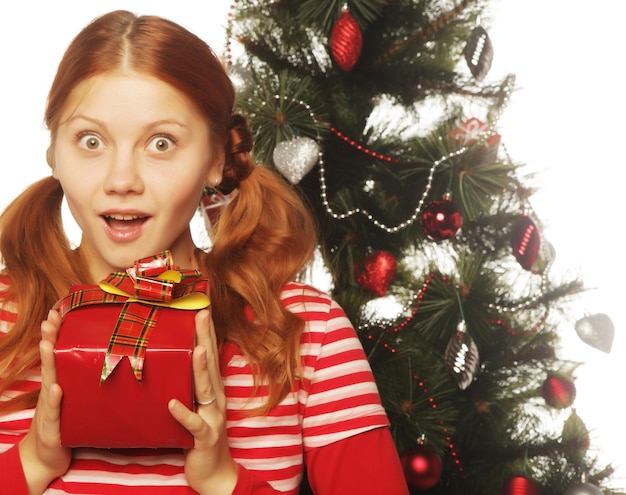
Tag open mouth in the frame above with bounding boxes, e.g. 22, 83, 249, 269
103, 214, 149, 229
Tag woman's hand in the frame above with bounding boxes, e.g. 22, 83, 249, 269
19, 309, 71, 494
168, 309, 238, 495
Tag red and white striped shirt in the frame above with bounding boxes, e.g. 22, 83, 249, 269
0, 278, 407, 494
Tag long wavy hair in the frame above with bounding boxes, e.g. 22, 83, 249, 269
0, 10, 317, 413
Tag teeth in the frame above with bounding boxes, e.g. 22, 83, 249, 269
106, 214, 142, 221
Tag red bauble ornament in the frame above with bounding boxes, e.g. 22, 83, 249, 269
330, 9, 363, 71
400, 444, 443, 490
421, 197, 462, 241
511, 215, 541, 270
354, 250, 397, 297
541, 372, 576, 409
501, 475, 540, 495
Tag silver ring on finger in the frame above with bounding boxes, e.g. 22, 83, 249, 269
195, 395, 217, 406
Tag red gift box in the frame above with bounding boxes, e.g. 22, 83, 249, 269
448, 117, 501, 165
53, 251, 210, 449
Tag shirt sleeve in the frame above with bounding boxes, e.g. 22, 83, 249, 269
233, 428, 409, 495
299, 295, 390, 450
304, 426, 409, 495
0, 444, 29, 495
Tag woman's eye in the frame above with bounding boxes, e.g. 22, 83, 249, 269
78, 133, 102, 150
148, 135, 175, 153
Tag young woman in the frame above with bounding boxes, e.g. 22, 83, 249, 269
0, 10, 408, 495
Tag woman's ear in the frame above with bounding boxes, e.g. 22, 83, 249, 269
207, 174, 222, 188
47, 146, 59, 178
206, 152, 225, 187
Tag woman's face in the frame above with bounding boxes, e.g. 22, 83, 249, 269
53, 71, 222, 280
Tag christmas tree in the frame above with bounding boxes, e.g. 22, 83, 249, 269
213, 1, 623, 493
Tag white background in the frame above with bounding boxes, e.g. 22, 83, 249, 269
1, 1, 623, 488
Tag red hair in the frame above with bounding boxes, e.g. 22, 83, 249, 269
0, 10, 317, 413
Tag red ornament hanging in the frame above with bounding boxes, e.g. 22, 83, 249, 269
541, 372, 576, 409
400, 442, 443, 490
330, 8, 363, 71
501, 475, 540, 495
421, 194, 462, 241
511, 215, 540, 270
354, 250, 397, 297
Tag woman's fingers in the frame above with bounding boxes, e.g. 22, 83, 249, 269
39, 335, 58, 396
168, 344, 221, 451
193, 309, 223, 401
171, 310, 237, 492
18, 314, 72, 493
195, 310, 219, 370
192, 344, 216, 408
170, 309, 226, 446
168, 399, 210, 438
40, 310, 62, 414
194, 309, 211, 347
41, 309, 62, 345
38, 319, 63, 435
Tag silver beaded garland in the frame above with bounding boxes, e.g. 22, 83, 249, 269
269, 75, 515, 234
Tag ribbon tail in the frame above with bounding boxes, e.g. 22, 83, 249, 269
101, 354, 124, 383
129, 355, 146, 381
100, 302, 160, 383
100, 350, 147, 383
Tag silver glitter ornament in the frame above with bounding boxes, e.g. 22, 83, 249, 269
574, 313, 614, 353
272, 136, 320, 184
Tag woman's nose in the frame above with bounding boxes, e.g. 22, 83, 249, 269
102, 149, 145, 194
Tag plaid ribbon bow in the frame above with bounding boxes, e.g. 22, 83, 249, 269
54, 251, 210, 382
